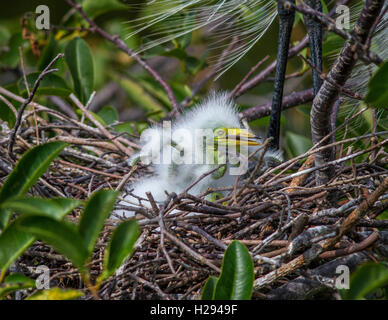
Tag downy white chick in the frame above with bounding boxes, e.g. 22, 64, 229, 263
116, 92, 282, 217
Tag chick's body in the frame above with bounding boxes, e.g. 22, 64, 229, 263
117, 93, 279, 217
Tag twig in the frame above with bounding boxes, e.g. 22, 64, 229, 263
69, 93, 134, 155
228, 55, 269, 99
8, 53, 64, 160
240, 89, 314, 122
310, 0, 385, 185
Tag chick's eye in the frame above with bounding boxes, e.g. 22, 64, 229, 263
215, 128, 226, 137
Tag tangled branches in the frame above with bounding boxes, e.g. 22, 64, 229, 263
0, 101, 387, 299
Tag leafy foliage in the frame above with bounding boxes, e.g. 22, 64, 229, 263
65, 37, 95, 104
0, 141, 67, 229
0, 143, 139, 299
341, 262, 388, 300
201, 241, 254, 300
365, 61, 388, 108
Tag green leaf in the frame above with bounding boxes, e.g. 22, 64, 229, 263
137, 78, 171, 108
162, 48, 207, 75
65, 37, 95, 104
102, 220, 140, 279
285, 131, 312, 158
0, 197, 76, 273
26, 287, 83, 300
1, 197, 80, 220
0, 32, 24, 68
116, 75, 166, 118
213, 241, 254, 300
174, 11, 193, 50
38, 35, 58, 71
78, 190, 118, 256
0, 221, 35, 274
4, 273, 35, 285
0, 26, 10, 47
0, 273, 36, 299
83, 0, 129, 19
16, 216, 89, 272
322, 33, 345, 58
0, 141, 67, 229
18, 73, 71, 97
341, 262, 388, 300
97, 106, 118, 125
365, 61, 388, 108
201, 276, 218, 300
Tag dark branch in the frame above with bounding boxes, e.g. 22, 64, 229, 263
8, 53, 64, 160
240, 89, 314, 122
310, 0, 385, 185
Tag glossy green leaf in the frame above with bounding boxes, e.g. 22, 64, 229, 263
0, 273, 35, 299
26, 287, 83, 300
4, 273, 35, 285
0, 141, 67, 229
18, 73, 71, 97
97, 106, 118, 125
0, 197, 77, 273
213, 241, 254, 300
16, 216, 89, 272
65, 37, 94, 104
78, 190, 118, 256
1, 197, 80, 220
201, 276, 217, 300
341, 262, 388, 300
83, 0, 128, 19
102, 220, 140, 279
0, 221, 35, 273
365, 61, 388, 108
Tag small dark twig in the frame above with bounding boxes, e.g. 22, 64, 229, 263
8, 53, 64, 160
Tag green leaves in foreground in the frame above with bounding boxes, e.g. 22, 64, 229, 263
65, 37, 94, 104
0, 141, 139, 298
341, 262, 388, 300
0, 198, 80, 273
0, 273, 36, 299
11, 190, 140, 296
26, 288, 83, 300
16, 216, 89, 273
100, 220, 140, 280
201, 241, 254, 300
0, 141, 67, 229
78, 190, 118, 255
365, 61, 388, 108
14, 190, 119, 275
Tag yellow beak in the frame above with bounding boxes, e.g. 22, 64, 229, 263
217, 128, 261, 146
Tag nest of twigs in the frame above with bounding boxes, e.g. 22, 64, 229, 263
0, 108, 387, 300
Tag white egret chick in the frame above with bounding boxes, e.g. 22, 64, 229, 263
117, 93, 283, 216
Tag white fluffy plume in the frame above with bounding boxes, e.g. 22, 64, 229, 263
116, 93, 282, 217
